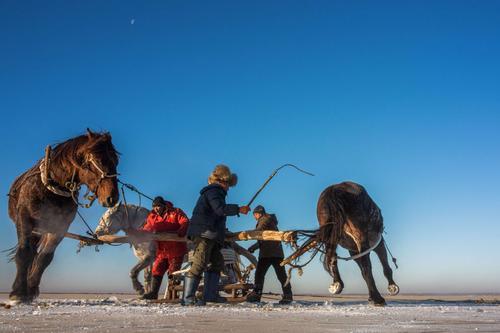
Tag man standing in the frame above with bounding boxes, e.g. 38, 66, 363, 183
246, 205, 293, 304
182, 164, 250, 306
142, 196, 189, 300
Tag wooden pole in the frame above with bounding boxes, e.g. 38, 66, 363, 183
225, 230, 296, 243
32, 231, 104, 245
280, 239, 317, 266
95, 230, 297, 244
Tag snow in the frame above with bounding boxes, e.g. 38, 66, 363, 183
1, 296, 499, 332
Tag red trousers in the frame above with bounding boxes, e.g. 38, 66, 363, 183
152, 255, 184, 277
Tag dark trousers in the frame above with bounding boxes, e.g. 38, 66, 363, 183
254, 257, 292, 295
188, 237, 225, 277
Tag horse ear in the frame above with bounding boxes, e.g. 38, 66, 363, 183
86, 128, 94, 138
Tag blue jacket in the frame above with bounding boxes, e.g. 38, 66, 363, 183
187, 184, 240, 244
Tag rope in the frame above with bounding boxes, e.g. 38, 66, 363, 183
117, 179, 153, 202
384, 241, 399, 269
76, 210, 97, 239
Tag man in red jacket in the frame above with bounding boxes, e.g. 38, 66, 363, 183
142, 196, 189, 300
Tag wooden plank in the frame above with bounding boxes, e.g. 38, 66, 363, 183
96, 230, 297, 244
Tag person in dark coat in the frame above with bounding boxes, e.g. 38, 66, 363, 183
246, 205, 293, 304
182, 164, 250, 306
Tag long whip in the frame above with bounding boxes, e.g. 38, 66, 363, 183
247, 164, 314, 207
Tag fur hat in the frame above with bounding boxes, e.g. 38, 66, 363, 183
208, 164, 238, 187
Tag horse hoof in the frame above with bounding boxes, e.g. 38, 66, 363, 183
369, 297, 386, 306
328, 282, 343, 295
388, 284, 399, 296
9, 295, 31, 304
6, 299, 22, 306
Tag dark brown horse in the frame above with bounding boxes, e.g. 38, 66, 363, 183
7, 129, 119, 302
317, 181, 399, 306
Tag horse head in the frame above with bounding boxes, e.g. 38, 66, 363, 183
75, 129, 120, 207
95, 201, 126, 236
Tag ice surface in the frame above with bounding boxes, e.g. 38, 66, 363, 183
1, 296, 499, 332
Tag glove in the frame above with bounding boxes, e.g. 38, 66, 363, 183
239, 206, 251, 215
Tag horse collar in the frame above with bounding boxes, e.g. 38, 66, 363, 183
39, 156, 73, 198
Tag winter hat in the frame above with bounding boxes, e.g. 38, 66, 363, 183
208, 164, 238, 187
152, 196, 166, 207
253, 205, 266, 215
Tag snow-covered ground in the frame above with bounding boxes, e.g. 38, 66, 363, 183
1, 294, 499, 332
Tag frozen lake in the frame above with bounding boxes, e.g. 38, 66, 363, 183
1, 294, 499, 332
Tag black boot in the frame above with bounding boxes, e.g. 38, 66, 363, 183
246, 287, 262, 303
200, 271, 226, 304
279, 284, 293, 305
141, 275, 162, 300
181, 274, 201, 306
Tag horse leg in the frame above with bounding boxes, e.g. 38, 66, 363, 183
28, 233, 64, 300
10, 213, 37, 302
350, 250, 386, 306
328, 255, 344, 295
130, 256, 153, 295
373, 238, 399, 295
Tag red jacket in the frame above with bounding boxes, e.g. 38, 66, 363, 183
142, 201, 189, 258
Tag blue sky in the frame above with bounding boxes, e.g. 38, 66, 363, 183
1, 1, 499, 295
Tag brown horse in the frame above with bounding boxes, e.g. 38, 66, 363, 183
7, 129, 119, 302
317, 181, 399, 306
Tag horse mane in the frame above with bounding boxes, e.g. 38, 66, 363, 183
8, 131, 119, 201
51, 131, 119, 169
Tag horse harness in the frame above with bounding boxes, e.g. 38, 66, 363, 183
39, 145, 118, 208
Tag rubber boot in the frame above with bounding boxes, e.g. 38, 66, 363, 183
245, 289, 262, 303
279, 284, 293, 305
181, 274, 201, 306
200, 271, 227, 304
141, 275, 162, 300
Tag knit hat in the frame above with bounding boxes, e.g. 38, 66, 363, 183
152, 196, 166, 207
253, 205, 266, 215
208, 164, 238, 187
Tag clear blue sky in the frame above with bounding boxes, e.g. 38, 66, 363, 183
1, 1, 499, 295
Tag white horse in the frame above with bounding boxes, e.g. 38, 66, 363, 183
96, 203, 259, 296
95, 203, 155, 295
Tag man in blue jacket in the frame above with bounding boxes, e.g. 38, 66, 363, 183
182, 164, 250, 306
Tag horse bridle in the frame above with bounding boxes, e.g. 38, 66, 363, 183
86, 154, 119, 181
40, 145, 119, 208
72, 153, 119, 208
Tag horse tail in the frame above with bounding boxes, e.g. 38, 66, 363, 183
317, 189, 347, 277
3, 244, 18, 263
3, 233, 42, 263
